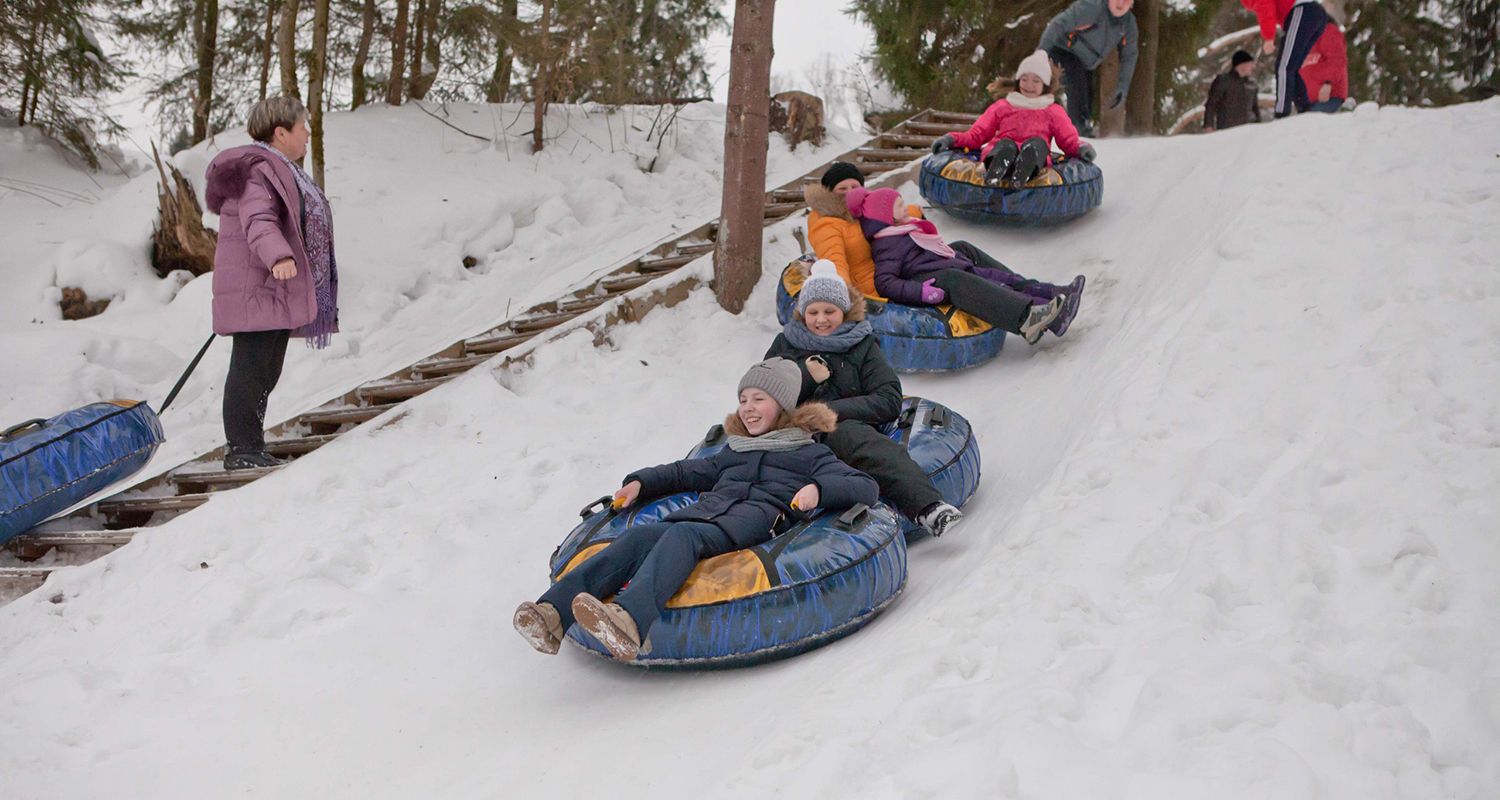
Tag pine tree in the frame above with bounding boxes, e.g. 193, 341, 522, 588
1346, 0, 1462, 106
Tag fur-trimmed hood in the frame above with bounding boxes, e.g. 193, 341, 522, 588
803, 183, 854, 221
723, 401, 838, 438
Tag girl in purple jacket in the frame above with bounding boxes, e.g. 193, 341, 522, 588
847, 186, 1085, 345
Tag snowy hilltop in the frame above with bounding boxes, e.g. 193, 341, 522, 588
1, 98, 1499, 798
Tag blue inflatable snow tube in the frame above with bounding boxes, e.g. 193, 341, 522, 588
1, 401, 165, 544
776, 257, 1006, 373
546, 397, 981, 668
919, 150, 1103, 226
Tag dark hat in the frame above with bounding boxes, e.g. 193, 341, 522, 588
819, 161, 865, 191
1231, 50, 1254, 67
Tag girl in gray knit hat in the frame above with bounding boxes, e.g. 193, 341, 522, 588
514, 358, 879, 662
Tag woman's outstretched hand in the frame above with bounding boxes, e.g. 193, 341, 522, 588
790, 484, 820, 512
613, 480, 642, 509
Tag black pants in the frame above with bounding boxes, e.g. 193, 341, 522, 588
950, 241, 1063, 304
223, 329, 291, 454
930, 270, 1032, 334
824, 420, 942, 520
1275, 1, 1329, 117
539, 520, 735, 638
1049, 47, 1093, 133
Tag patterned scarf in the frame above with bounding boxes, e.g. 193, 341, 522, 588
873, 218, 956, 258
782, 318, 874, 354
727, 426, 815, 453
254, 142, 338, 349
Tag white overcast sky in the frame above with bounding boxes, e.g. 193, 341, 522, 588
704, 0, 875, 102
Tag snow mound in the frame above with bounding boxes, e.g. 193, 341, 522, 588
1, 100, 1498, 798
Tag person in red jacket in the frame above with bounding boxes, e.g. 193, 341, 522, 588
1242, 0, 1330, 118
1300, 22, 1349, 112
929, 51, 1096, 190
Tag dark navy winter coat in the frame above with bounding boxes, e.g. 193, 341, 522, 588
625, 427, 879, 549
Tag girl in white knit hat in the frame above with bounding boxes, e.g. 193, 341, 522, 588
930, 50, 1097, 189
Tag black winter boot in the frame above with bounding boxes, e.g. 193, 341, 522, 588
223, 449, 287, 471
983, 140, 1020, 188
1012, 137, 1050, 188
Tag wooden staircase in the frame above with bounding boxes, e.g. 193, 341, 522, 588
1, 109, 979, 598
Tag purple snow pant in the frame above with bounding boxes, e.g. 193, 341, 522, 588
950, 241, 1066, 305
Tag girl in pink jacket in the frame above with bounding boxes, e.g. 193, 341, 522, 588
931, 51, 1096, 189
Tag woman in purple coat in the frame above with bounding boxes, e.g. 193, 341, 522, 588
204, 96, 339, 470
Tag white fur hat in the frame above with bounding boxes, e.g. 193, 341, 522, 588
1015, 50, 1052, 84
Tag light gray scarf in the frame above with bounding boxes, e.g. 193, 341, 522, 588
727, 426, 814, 453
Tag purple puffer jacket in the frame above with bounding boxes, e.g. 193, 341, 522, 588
860, 217, 1012, 306
204, 145, 320, 335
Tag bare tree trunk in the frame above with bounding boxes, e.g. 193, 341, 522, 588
407, 0, 427, 99
409, 0, 442, 100
1125, 0, 1159, 134
485, 0, 516, 102
531, 0, 552, 153
192, 0, 219, 144
278, 0, 301, 97
307, 0, 330, 186
387, 0, 410, 104
258, 0, 279, 100
712, 0, 775, 314
350, 0, 375, 109
1097, 51, 1125, 136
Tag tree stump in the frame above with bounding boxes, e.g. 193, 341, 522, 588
59, 288, 110, 320
150, 143, 218, 279
769, 91, 826, 148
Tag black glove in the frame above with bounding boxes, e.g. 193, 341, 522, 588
930, 133, 956, 155
1077, 142, 1096, 163
1109, 90, 1126, 111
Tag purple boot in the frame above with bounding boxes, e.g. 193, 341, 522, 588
1049, 275, 1086, 336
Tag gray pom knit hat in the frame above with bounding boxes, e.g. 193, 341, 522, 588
737, 357, 802, 414
796, 259, 852, 314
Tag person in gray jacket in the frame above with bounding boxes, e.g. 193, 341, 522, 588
1038, 0, 1140, 135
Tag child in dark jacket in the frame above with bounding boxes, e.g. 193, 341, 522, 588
931, 51, 1096, 188
765, 260, 963, 536
514, 358, 879, 661
846, 186, 1085, 344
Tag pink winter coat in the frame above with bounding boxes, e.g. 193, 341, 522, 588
950, 98, 1082, 161
204, 145, 320, 335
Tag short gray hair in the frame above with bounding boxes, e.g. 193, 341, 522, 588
247, 96, 307, 143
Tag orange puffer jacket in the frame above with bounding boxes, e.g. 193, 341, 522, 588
804, 182, 921, 299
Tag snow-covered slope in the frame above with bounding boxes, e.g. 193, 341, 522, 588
0, 102, 867, 489
2, 100, 1498, 799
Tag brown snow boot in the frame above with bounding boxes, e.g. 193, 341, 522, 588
513, 601, 564, 655
571, 593, 642, 662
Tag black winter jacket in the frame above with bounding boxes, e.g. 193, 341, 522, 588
624, 409, 879, 549
764, 333, 903, 427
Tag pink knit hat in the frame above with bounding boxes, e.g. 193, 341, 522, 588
844, 186, 902, 225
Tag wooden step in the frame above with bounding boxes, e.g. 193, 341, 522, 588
769, 188, 805, 201
411, 353, 493, 376
266, 434, 339, 455
854, 148, 930, 161
763, 201, 803, 218
637, 253, 698, 272
0, 567, 56, 591
856, 162, 903, 175
556, 294, 612, 314
96, 493, 212, 516
355, 375, 453, 402
297, 404, 390, 427
511, 309, 585, 333
927, 110, 982, 124
169, 465, 280, 489
879, 133, 941, 148
464, 330, 537, 355
674, 242, 715, 256
598, 273, 657, 293
903, 121, 972, 135
8, 529, 142, 559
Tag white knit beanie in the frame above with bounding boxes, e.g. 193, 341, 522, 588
1016, 51, 1052, 84
796, 259, 852, 314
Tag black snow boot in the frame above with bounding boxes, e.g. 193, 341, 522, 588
223, 449, 287, 471
1011, 137, 1050, 188
983, 140, 1020, 188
